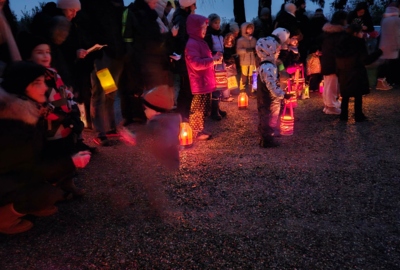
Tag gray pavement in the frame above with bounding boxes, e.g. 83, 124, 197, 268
1, 88, 400, 269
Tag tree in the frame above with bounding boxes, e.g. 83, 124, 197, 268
233, 0, 246, 26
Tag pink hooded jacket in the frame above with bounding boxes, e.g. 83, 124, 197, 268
185, 14, 216, 94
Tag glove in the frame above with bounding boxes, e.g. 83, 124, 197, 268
72, 151, 91, 168
284, 93, 294, 100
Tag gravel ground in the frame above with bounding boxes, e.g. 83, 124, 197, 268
1, 87, 400, 269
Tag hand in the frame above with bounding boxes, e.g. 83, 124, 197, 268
76, 49, 88, 59
284, 93, 294, 100
171, 25, 179, 37
72, 151, 91, 168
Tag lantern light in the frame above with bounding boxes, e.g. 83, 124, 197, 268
319, 80, 324, 93
280, 99, 294, 136
252, 70, 258, 91
238, 92, 249, 109
179, 122, 193, 148
96, 68, 118, 94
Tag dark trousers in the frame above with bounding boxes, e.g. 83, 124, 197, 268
176, 73, 193, 120
308, 73, 323, 91
341, 95, 363, 118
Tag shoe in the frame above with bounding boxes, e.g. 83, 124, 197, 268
0, 204, 34, 234
219, 109, 227, 118
76, 140, 97, 154
105, 129, 119, 137
196, 131, 211, 140
355, 114, 368, 122
29, 206, 58, 217
325, 107, 341, 115
211, 114, 222, 121
93, 136, 111, 146
259, 139, 279, 148
376, 78, 392, 90
221, 97, 234, 102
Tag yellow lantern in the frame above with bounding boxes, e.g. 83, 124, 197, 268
96, 68, 117, 94
238, 92, 248, 109
280, 100, 294, 136
301, 84, 310, 99
179, 122, 193, 147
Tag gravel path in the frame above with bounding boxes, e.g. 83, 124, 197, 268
1, 88, 400, 269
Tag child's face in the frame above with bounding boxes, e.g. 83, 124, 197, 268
145, 0, 158, 9
211, 19, 220, 31
246, 25, 254, 35
30, 44, 51, 67
201, 22, 208, 38
26, 75, 48, 103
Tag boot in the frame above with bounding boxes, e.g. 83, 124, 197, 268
0, 204, 33, 234
376, 78, 392, 90
210, 99, 222, 121
219, 109, 227, 118
259, 138, 279, 148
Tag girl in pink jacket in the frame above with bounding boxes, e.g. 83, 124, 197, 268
185, 14, 222, 140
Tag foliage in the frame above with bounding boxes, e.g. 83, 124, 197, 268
18, 2, 45, 32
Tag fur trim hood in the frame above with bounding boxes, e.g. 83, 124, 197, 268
322, 22, 346, 33
0, 87, 40, 125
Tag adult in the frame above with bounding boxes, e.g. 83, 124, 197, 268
273, 3, 301, 38
308, 8, 328, 51
295, 0, 310, 64
253, 7, 273, 39
376, 3, 400, 90
347, 2, 375, 34
320, 10, 347, 115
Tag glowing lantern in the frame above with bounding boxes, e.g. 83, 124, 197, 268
319, 80, 324, 93
280, 99, 294, 136
179, 122, 193, 147
301, 84, 310, 99
96, 68, 117, 94
252, 70, 258, 91
238, 92, 248, 109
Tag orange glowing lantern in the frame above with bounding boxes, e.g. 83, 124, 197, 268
179, 122, 193, 147
96, 68, 118, 94
238, 92, 249, 109
280, 99, 294, 136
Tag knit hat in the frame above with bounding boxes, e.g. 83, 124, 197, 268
179, 0, 196, 8
17, 31, 50, 61
208, 13, 220, 24
1, 61, 47, 97
142, 85, 174, 112
229, 22, 239, 33
57, 0, 81, 10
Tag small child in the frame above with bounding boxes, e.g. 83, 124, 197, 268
223, 32, 239, 94
255, 36, 292, 147
185, 14, 222, 140
306, 47, 323, 92
236, 22, 257, 95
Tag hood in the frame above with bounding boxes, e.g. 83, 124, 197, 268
322, 22, 346, 33
0, 87, 40, 125
240, 22, 254, 39
187, 14, 208, 40
383, 6, 399, 18
256, 36, 280, 63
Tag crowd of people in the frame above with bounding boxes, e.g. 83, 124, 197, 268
0, 0, 399, 234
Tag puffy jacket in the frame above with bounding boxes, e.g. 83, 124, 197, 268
185, 14, 216, 95
236, 22, 257, 66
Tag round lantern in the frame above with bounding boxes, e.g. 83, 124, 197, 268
179, 122, 193, 148
96, 68, 117, 94
238, 92, 248, 109
280, 100, 294, 136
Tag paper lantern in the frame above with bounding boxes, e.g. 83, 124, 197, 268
319, 80, 324, 93
96, 68, 117, 94
286, 79, 298, 108
227, 76, 238, 90
179, 122, 193, 147
238, 92, 248, 109
252, 70, 258, 91
280, 100, 294, 136
301, 84, 310, 99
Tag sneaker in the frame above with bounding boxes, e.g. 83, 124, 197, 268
196, 131, 211, 140
325, 107, 341, 115
29, 206, 58, 217
355, 114, 368, 122
221, 97, 234, 102
376, 78, 392, 90
218, 109, 227, 118
93, 136, 111, 146
259, 139, 279, 148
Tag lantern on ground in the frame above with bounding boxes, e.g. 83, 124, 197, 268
179, 122, 193, 147
238, 92, 248, 109
96, 68, 117, 94
252, 70, 258, 91
280, 99, 294, 136
319, 80, 324, 93
287, 79, 298, 108
301, 84, 310, 99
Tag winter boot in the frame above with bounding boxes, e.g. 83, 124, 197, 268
259, 138, 279, 148
0, 204, 33, 234
376, 78, 392, 90
210, 99, 222, 121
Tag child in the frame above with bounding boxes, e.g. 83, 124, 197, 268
223, 32, 239, 94
255, 36, 292, 147
335, 24, 382, 122
306, 47, 323, 92
204, 13, 232, 121
236, 22, 257, 96
185, 14, 222, 140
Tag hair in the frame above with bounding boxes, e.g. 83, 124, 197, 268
346, 23, 362, 35
331, 10, 348, 25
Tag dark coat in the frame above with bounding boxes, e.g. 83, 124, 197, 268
171, 7, 191, 73
335, 34, 382, 97
320, 23, 346, 75
0, 88, 76, 202
273, 11, 301, 37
